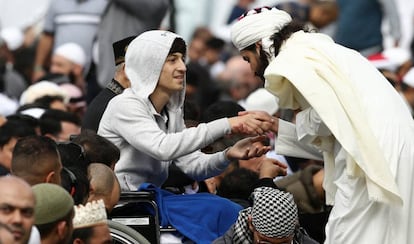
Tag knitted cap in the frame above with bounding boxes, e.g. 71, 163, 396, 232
73, 200, 107, 229
251, 187, 298, 238
33, 183, 74, 225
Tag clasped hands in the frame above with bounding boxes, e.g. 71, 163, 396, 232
226, 111, 279, 161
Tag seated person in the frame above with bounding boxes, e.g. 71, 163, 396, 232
214, 186, 318, 243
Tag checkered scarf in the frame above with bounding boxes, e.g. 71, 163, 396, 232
233, 187, 298, 243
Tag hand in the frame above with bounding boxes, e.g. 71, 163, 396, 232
204, 177, 217, 194
259, 158, 288, 179
226, 135, 271, 161
228, 110, 276, 135
238, 110, 278, 134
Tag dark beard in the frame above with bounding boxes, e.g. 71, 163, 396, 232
255, 48, 270, 82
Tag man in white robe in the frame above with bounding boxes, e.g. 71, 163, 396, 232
230, 6, 414, 244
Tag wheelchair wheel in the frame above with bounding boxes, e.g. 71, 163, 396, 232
108, 220, 151, 244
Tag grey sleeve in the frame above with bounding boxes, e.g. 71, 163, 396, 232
378, 0, 401, 40
112, 0, 169, 20
174, 150, 230, 182
43, 1, 56, 33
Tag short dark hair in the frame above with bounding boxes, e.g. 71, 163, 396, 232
71, 129, 120, 168
39, 109, 80, 136
0, 118, 36, 148
11, 135, 60, 185
206, 37, 225, 51
71, 226, 94, 243
217, 167, 259, 204
168, 38, 187, 57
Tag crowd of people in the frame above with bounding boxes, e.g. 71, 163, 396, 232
1, 0, 414, 243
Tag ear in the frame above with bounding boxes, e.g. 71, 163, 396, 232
56, 220, 68, 240
45, 171, 56, 183
255, 41, 262, 54
44, 133, 58, 141
73, 238, 84, 244
72, 64, 83, 76
89, 182, 95, 195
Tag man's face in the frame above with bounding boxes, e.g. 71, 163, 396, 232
240, 45, 269, 82
248, 216, 294, 244
50, 55, 74, 76
0, 137, 18, 170
157, 52, 187, 94
0, 178, 35, 244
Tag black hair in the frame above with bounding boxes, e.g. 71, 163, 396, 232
71, 129, 120, 168
34, 95, 66, 109
168, 38, 187, 57
270, 20, 309, 57
201, 101, 245, 123
0, 118, 37, 147
206, 37, 225, 50
39, 109, 80, 137
216, 167, 259, 208
71, 226, 94, 243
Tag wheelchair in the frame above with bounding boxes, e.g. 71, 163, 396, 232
108, 220, 150, 244
109, 191, 165, 244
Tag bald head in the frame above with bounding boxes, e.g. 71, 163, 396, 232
87, 163, 120, 213
0, 176, 35, 244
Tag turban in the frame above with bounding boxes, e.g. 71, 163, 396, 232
54, 42, 87, 67
231, 7, 292, 55
233, 187, 298, 243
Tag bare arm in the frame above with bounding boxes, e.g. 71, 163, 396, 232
32, 33, 53, 82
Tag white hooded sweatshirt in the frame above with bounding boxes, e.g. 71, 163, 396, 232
98, 30, 231, 190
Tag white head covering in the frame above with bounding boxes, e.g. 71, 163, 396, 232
403, 68, 414, 88
244, 88, 279, 115
125, 30, 186, 111
54, 42, 87, 67
0, 27, 24, 51
231, 6, 292, 56
19, 81, 69, 105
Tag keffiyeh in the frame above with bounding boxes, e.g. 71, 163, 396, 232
233, 187, 298, 243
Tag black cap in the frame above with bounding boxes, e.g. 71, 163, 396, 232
112, 36, 137, 65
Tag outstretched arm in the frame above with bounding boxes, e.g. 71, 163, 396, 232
225, 135, 271, 161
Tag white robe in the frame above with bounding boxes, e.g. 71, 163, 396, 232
266, 31, 414, 244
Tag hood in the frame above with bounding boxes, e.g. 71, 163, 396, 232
124, 30, 185, 110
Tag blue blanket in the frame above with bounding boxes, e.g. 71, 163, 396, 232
139, 183, 242, 243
